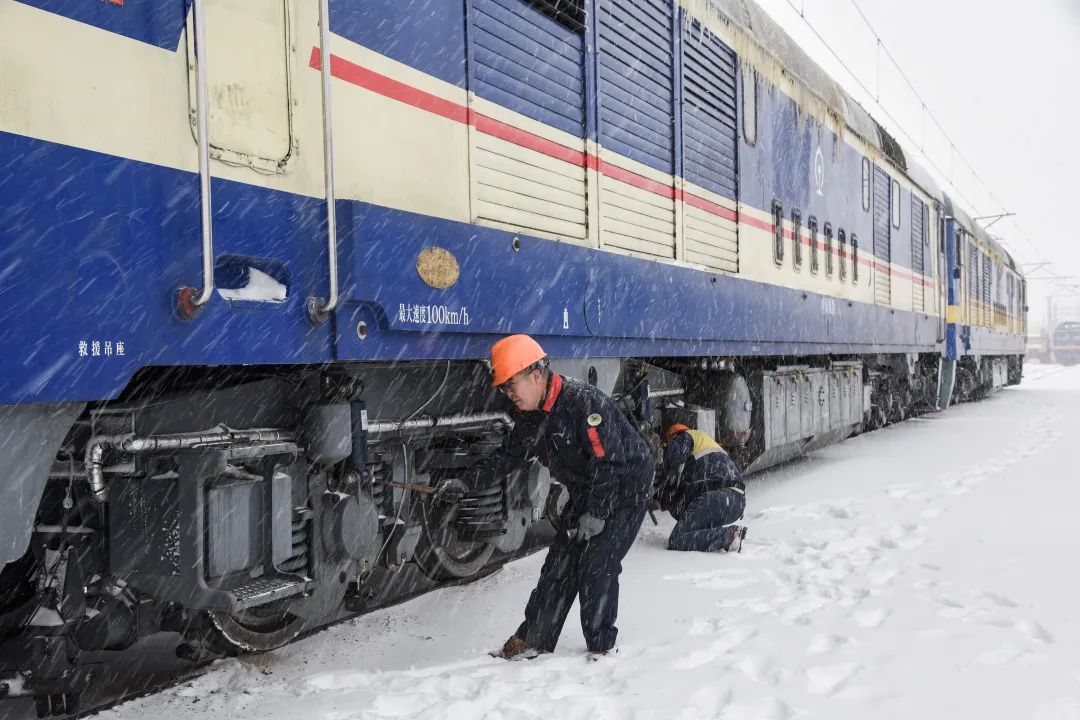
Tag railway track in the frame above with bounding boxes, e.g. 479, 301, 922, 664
0, 550, 520, 720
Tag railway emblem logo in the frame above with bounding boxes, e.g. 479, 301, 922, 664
814, 146, 825, 196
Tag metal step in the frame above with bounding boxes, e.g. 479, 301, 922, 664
231, 575, 308, 610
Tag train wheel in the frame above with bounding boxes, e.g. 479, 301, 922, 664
205, 604, 305, 654
414, 517, 497, 580
414, 490, 498, 581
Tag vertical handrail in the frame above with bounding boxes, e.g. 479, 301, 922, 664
307, 0, 339, 325
177, 0, 215, 320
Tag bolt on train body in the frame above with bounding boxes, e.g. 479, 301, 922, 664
0, 0, 1026, 713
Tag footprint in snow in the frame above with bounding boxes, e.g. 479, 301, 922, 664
974, 644, 1037, 666
867, 568, 898, 586
662, 569, 761, 591
1015, 619, 1055, 644
805, 663, 860, 696
676, 685, 733, 720
753, 505, 794, 519
981, 590, 1019, 608
806, 633, 855, 656
827, 504, 854, 519
686, 616, 722, 637
733, 655, 784, 686
851, 608, 890, 629
672, 628, 758, 670
719, 697, 792, 720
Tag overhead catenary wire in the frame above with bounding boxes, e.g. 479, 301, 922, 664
776, 0, 1047, 265
844, 0, 1046, 261
776, 0, 982, 216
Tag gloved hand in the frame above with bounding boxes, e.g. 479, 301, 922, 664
569, 513, 606, 542
433, 478, 467, 505
655, 475, 679, 513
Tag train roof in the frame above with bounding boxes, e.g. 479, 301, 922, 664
704, 1, 911, 173
942, 194, 1019, 270
703, 0, 1020, 274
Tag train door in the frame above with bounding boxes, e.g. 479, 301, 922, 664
178, 1, 334, 362
186, 0, 297, 172
873, 166, 892, 305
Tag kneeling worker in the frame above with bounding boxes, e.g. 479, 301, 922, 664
659, 424, 748, 553
487, 335, 654, 660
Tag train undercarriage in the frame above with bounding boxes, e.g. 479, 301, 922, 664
0, 351, 1022, 716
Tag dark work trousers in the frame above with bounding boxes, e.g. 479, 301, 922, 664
516, 501, 648, 653
667, 488, 746, 552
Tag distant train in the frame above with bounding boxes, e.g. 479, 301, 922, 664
0, 0, 1025, 714
1052, 321, 1080, 365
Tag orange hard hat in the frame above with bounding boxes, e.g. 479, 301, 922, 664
663, 424, 691, 444
490, 334, 547, 387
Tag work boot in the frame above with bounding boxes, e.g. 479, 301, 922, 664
586, 648, 616, 662
725, 525, 747, 553
493, 635, 541, 660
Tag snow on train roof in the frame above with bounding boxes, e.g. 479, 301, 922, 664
696, 0, 1018, 270
696, 0, 941, 199
943, 194, 1017, 269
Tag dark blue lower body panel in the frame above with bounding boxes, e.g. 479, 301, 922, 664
1, 131, 961, 406
958, 326, 1025, 356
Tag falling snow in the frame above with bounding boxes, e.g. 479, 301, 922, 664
102, 364, 1080, 720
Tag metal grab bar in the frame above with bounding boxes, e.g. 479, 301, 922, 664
307, 0, 340, 325
177, 0, 215, 320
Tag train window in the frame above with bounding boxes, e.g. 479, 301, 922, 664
743, 66, 758, 146
891, 181, 901, 229
524, 0, 586, 33
824, 222, 834, 277
838, 228, 847, 281
923, 204, 930, 246
861, 158, 871, 212
791, 210, 803, 269
851, 234, 859, 283
772, 200, 784, 265
808, 216, 819, 274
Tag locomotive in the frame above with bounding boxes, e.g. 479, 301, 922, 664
0, 0, 1025, 714
1051, 321, 1080, 366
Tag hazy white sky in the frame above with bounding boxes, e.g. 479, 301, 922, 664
753, 0, 1080, 320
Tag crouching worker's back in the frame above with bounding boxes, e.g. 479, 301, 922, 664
659, 425, 747, 553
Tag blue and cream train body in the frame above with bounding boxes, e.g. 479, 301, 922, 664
0, 0, 1026, 708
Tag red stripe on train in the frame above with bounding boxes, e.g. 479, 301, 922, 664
311, 48, 934, 288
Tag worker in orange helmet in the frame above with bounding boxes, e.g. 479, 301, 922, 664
659, 424, 747, 553
486, 335, 653, 660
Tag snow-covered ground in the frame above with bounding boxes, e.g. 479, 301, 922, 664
105, 364, 1080, 720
